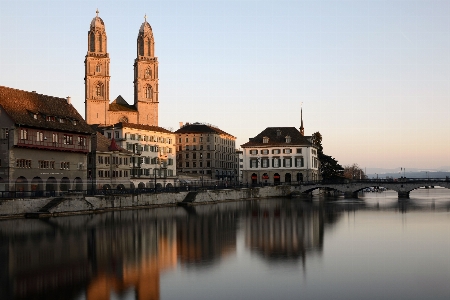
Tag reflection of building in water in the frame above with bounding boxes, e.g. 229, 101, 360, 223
244, 200, 325, 262
0, 211, 178, 300
0, 221, 91, 300
86, 215, 177, 300
176, 205, 238, 265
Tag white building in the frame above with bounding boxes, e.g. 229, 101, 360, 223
102, 122, 176, 188
241, 126, 319, 185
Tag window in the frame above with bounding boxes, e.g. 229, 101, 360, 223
283, 149, 291, 154
96, 64, 101, 72
51, 133, 58, 143
36, 131, 44, 142
96, 83, 104, 97
63, 135, 73, 145
20, 129, 28, 140
193, 137, 196, 142
273, 158, 280, 168
78, 136, 86, 146
193, 162, 197, 168
107, 132, 112, 139
145, 85, 152, 99
193, 153, 197, 159
46, 116, 55, 122
60, 162, 70, 170
250, 159, 258, 168
284, 158, 291, 167
272, 149, 280, 154
285, 136, 291, 143
261, 149, 269, 155
263, 136, 269, 143
185, 145, 189, 150
115, 131, 119, 139
185, 137, 189, 143
1, 128, 8, 139
39, 160, 55, 169
296, 148, 302, 154
186, 162, 189, 167
250, 149, 258, 155
207, 153, 211, 159
16, 159, 31, 168
296, 157, 304, 167
207, 161, 211, 167
262, 159, 269, 168
186, 153, 189, 159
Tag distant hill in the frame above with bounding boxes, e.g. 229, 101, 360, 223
366, 171, 450, 179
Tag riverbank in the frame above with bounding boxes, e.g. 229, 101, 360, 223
0, 185, 300, 219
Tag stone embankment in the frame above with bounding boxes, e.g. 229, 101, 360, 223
0, 185, 301, 219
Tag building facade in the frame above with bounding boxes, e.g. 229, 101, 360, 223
102, 123, 176, 188
87, 132, 132, 191
241, 127, 319, 185
85, 11, 159, 127
174, 122, 238, 181
0, 86, 93, 194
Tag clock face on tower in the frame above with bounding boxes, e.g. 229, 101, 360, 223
119, 116, 128, 123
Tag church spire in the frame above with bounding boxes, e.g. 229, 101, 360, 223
300, 107, 304, 136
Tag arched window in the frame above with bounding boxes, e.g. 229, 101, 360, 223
145, 85, 152, 99
139, 37, 144, 56
96, 64, 101, 73
96, 83, 104, 97
145, 68, 151, 78
147, 39, 151, 56
90, 32, 95, 52
98, 34, 102, 52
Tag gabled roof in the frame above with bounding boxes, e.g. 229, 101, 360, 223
95, 132, 131, 154
0, 86, 93, 134
241, 127, 313, 148
109, 95, 137, 112
174, 122, 235, 138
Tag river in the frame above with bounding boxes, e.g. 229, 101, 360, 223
1, 189, 449, 300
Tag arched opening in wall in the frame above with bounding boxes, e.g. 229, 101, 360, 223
138, 182, 146, 189
74, 177, 83, 191
251, 173, 257, 185
15, 176, 28, 193
31, 177, 44, 197
60, 177, 71, 192
156, 183, 162, 189
98, 34, 102, 52
145, 85, 152, 100
273, 173, 281, 185
262, 173, 269, 185
139, 36, 144, 56
285, 173, 291, 183
117, 184, 125, 190
130, 182, 135, 189
46, 177, 57, 195
297, 173, 303, 182
166, 183, 173, 189
96, 83, 104, 97
90, 32, 95, 52
103, 184, 111, 190
147, 38, 151, 56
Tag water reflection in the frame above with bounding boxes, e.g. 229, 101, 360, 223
1, 190, 450, 300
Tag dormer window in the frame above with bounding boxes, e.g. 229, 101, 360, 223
276, 129, 281, 136
46, 116, 55, 122
285, 136, 291, 143
59, 118, 65, 123
263, 136, 269, 143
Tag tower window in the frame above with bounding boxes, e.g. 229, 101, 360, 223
96, 83, 104, 97
145, 68, 151, 78
96, 64, 101, 73
145, 85, 152, 99
90, 32, 95, 52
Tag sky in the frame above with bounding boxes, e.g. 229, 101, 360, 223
0, 0, 449, 172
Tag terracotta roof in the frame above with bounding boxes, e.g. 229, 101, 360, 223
109, 96, 137, 112
0, 86, 93, 134
241, 127, 313, 148
95, 132, 131, 154
174, 122, 235, 138
105, 122, 173, 134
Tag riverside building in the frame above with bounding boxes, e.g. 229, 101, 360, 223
0, 86, 93, 194
102, 123, 176, 188
174, 122, 238, 182
241, 112, 319, 185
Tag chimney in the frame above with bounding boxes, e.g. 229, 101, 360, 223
66, 96, 71, 104
179, 122, 183, 128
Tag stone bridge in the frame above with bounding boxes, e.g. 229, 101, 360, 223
300, 179, 450, 199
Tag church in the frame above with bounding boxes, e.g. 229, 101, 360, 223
85, 11, 159, 126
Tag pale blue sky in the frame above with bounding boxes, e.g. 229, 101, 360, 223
1, 0, 449, 171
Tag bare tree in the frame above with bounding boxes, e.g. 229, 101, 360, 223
343, 163, 366, 180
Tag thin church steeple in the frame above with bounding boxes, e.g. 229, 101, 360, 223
300, 107, 304, 136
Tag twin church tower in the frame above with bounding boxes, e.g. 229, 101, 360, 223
85, 10, 159, 126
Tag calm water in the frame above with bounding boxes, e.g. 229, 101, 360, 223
1, 189, 450, 300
